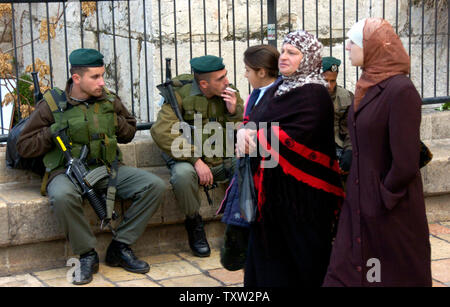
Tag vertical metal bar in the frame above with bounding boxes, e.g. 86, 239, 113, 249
395, 0, 398, 34
316, 0, 319, 37
158, 0, 163, 82
127, 0, 134, 115
246, 0, 250, 48
63, 0, 69, 80
46, 2, 53, 88
260, 0, 263, 44
142, 0, 150, 121
111, 0, 118, 93
382, 0, 385, 19
408, 0, 411, 57
80, 1, 84, 48
203, 0, 207, 55
434, 2, 437, 97
343, 0, 346, 88
218, 0, 221, 58
288, 0, 291, 33
173, 0, 178, 75
188, 0, 192, 60
232, 0, 236, 85
96, 0, 100, 50
28, 2, 36, 72
329, 0, 332, 57
267, 0, 277, 47
421, 1, 424, 97
448, 2, 449, 96
11, 3, 20, 119
302, 0, 305, 31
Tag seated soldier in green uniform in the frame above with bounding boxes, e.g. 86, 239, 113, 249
151, 55, 244, 257
17, 48, 166, 285
322, 56, 354, 180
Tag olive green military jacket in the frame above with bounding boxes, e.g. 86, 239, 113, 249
332, 86, 354, 151
151, 77, 244, 166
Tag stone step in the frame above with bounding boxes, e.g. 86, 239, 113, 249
0, 166, 227, 249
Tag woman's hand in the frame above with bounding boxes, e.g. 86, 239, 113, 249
236, 128, 257, 157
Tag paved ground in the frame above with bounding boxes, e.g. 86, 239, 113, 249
0, 222, 449, 287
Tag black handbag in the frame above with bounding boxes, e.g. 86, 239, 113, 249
238, 156, 257, 223
419, 140, 433, 168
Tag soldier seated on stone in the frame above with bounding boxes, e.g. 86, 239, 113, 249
322, 56, 354, 181
16, 48, 166, 285
151, 55, 244, 258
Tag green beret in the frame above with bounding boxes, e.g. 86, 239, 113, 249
190, 55, 225, 74
322, 56, 341, 73
69, 48, 104, 67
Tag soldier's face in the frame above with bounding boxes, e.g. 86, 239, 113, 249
323, 70, 338, 94
75, 66, 106, 98
203, 69, 229, 98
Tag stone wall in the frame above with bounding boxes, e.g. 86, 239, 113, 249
7, 0, 450, 123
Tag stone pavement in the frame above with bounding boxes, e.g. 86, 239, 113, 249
0, 222, 449, 287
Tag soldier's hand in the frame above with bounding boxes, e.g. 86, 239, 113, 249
194, 159, 214, 186
222, 87, 237, 115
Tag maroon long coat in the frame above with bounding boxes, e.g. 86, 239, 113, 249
323, 74, 431, 287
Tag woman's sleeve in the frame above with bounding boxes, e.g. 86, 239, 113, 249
380, 81, 422, 210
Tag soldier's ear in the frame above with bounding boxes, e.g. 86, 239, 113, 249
198, 79, 209, 90
72, 73, 81, 84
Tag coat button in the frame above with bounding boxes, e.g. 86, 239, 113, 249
356, 266, 362, 272
355, 178, 359, 184
356, 209, 361, 215
354, 151, 359, 157
353, 122, 356, 127
356, 237, 361, 244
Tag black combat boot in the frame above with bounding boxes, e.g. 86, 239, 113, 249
105, 240, 150, 274
73, 249, 99, 285
185, 214, 211, 257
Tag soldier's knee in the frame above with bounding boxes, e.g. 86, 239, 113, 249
170, 163, 198, 188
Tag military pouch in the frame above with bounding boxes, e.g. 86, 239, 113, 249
84, 165, 110, 187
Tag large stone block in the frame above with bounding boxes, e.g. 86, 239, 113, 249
421, 138, 450, 196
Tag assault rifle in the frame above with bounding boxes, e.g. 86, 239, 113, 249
53, 129, 117, 234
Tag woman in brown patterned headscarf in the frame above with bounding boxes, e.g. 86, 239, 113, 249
242, 30, 344, 287
323, 18, 431, 287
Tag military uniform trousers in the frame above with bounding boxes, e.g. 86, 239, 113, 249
168, 158, 236, 217
48, 166, 166, 255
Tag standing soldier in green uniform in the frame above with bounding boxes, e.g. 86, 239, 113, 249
17, 48, 166, 285
151, 55, 244, 257
322, 56, 354, 180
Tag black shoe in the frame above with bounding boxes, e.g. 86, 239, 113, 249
72, 250, 99, 285
105, 240, 150, 274
185, 214, 211, 257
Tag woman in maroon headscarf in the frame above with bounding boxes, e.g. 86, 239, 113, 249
239, 30, 344, 287
323, 18, 431, 287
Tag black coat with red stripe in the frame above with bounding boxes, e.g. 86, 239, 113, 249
244, 82, 344, 287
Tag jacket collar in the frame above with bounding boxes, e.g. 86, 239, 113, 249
353, 76, 393, 117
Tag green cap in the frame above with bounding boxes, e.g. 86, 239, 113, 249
69, 48, 104, 67
190, 55, 225, 74
322, 56, 341, 73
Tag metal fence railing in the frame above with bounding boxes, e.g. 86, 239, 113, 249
0, 0, 448, 142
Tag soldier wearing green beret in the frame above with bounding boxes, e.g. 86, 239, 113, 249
17, 48, 166, 285
322, 56, 354, 182
151, 55, 244, 257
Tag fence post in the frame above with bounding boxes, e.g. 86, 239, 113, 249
267, 0, 277, 47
